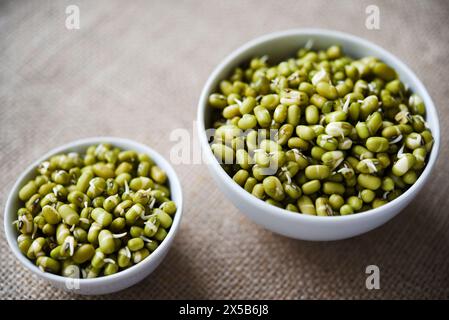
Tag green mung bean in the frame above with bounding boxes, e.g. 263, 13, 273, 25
302, 180, 321, 195
329, 194, 344, 210
19, 181, 37, 202
127, 238, 144, 252
305, 165, 330, 180
340, 204, 354, 215
392, 154, 415, 176
315, 197, 332, 216
297, 195, 316, 215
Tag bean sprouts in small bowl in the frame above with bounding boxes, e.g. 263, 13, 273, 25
4, 137, 183, 295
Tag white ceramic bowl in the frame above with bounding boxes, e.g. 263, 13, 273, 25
197, 29, 440, 241
4, 137, 183, 295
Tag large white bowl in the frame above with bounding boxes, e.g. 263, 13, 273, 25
197, 29, 440, 241
4, 137, 183, 295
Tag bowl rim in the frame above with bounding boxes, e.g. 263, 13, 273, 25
197, 28, 440, 222
4, 136, 183, 286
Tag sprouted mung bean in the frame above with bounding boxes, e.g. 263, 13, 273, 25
208, 45, 434, 215
14, 144, 177, 277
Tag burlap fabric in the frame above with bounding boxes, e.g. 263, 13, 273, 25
1, 0, 448, 299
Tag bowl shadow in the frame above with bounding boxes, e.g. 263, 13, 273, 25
256, 185, 449, 299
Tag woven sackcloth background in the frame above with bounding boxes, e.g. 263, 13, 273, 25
1, 0, 448, 300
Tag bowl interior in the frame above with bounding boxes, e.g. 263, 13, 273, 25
4, 137, 183, 285
199, 29, 440, 220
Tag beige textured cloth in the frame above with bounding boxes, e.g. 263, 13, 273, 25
1, 0, 448, 299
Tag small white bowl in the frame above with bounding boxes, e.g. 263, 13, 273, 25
197, 29, 440, 241
4, 137, 183, 295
